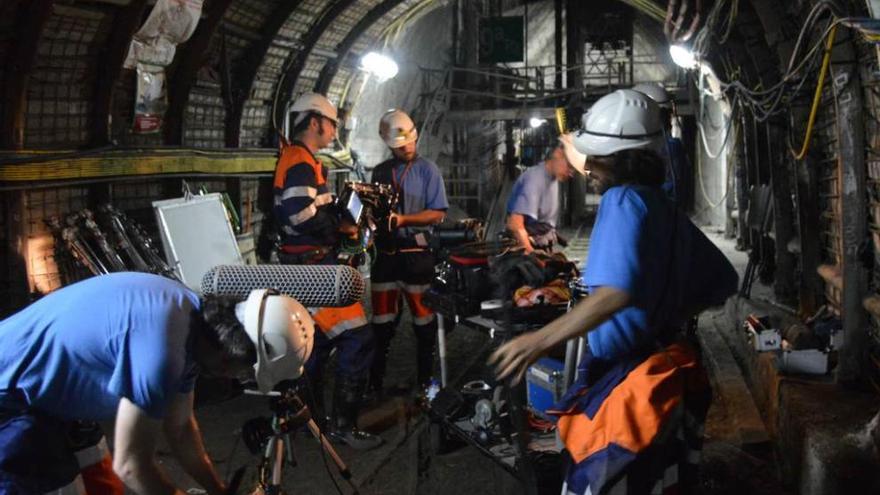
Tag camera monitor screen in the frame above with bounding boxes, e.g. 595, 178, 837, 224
346, 190, 364, 225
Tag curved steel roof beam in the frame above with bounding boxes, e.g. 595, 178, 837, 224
273, 0, 360, 129
313, 0, 407, 94
1, 0, 55, 149
90, 0, 150, 147
164, 0, 237, 145
225, 0, 305, 147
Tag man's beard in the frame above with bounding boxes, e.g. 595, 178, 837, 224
589, 178, 612, 195
395, 150, 417, 162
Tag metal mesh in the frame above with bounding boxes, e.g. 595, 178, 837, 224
184, 84, 226, 148
26, 5, 109, 148
201, 264, 365, 307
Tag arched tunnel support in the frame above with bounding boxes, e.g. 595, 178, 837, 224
224, 0, 304, 148
89, 0, 150, 147
165, 0, 237, 146
0, 0, 55, 150
272, 0, 360, 133
313, 0, 407, 94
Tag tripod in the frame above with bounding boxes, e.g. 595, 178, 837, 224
240, 386, 359, 495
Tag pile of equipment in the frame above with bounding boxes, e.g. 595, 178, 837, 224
47, 204, 175, 285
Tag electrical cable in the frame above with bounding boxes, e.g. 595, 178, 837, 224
790, 24, 838, 160
713, 6, 845, 121
695, 110, 735, 211
695, 87, 736, 159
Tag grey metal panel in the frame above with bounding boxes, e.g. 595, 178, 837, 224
153, 193, 243, 292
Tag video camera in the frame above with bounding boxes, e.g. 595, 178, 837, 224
336, 181, 398, 258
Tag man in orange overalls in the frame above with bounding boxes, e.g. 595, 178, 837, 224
274, 93, 381, 450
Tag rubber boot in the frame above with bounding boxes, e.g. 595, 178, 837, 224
329, 377, 383, 450
368, 321, 397, 394
414, 321, 438, 389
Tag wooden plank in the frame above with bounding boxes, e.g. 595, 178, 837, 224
700, 313, 770, 445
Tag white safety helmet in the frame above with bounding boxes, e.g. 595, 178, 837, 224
573, 89, 664, 157
379, 109, 418, 148
558, 133, 587, 175
631, 82, 671, 107
291, 92, 338, 126
238, 289, 315, 393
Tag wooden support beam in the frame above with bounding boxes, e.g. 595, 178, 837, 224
314, 0, 406, 94
565, 0, 585, 225
0, 149, 277, 181
89, 0, 149, 147
768, 120, 797, 304
225, 1, 303, 148
273, 0, 359, 129
834, 34, 868, 385
0, 0, 55, 150
164, 0, 236, 145
2, 191, 30, 315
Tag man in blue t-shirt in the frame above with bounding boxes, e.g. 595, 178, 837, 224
506, 143, 579, 253
491, 90, 737, 495
0, 273, 308, 495
369, 109, 449, 395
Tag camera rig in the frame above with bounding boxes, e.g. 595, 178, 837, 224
335, 182, 398, 263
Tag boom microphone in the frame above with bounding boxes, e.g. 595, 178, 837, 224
200, 264, 365, 307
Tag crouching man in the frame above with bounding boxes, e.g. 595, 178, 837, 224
0, 272, 312, 494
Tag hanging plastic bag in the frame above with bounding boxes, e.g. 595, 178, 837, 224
124, 0, 204, 69
134, 64, 166, 134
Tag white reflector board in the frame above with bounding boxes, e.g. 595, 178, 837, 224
153, 193, 242, 291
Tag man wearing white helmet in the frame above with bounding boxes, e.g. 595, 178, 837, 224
273, 92, 381, 450
505, 142, 580, 253
369, 109, 449, 396
0, 273, 311, 495
490, 89, 737, 495
632, 82, 688, 204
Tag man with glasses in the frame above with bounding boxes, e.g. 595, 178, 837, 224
273, 93, 381, 450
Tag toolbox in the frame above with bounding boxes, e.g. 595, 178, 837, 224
526, 357, 566, 421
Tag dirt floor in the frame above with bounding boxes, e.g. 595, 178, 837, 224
154, 228, 793, 495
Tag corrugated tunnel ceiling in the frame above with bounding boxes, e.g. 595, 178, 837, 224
0, 0, 438, 150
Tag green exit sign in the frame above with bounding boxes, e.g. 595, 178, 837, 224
479, 16, 524, 64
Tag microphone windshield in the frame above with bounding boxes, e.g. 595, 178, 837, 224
201, 264, 365, 307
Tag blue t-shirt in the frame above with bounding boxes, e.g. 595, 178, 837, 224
372, 156, 449, 238
507, 163, 560, 228
0, 273, 200, 421
583, 185, 737, 360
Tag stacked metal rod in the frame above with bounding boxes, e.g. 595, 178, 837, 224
46, 204, 177, 285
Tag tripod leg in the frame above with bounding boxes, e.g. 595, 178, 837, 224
271, 437, 284, 488
305, 418, 361, 495
305, 419, 351, 479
